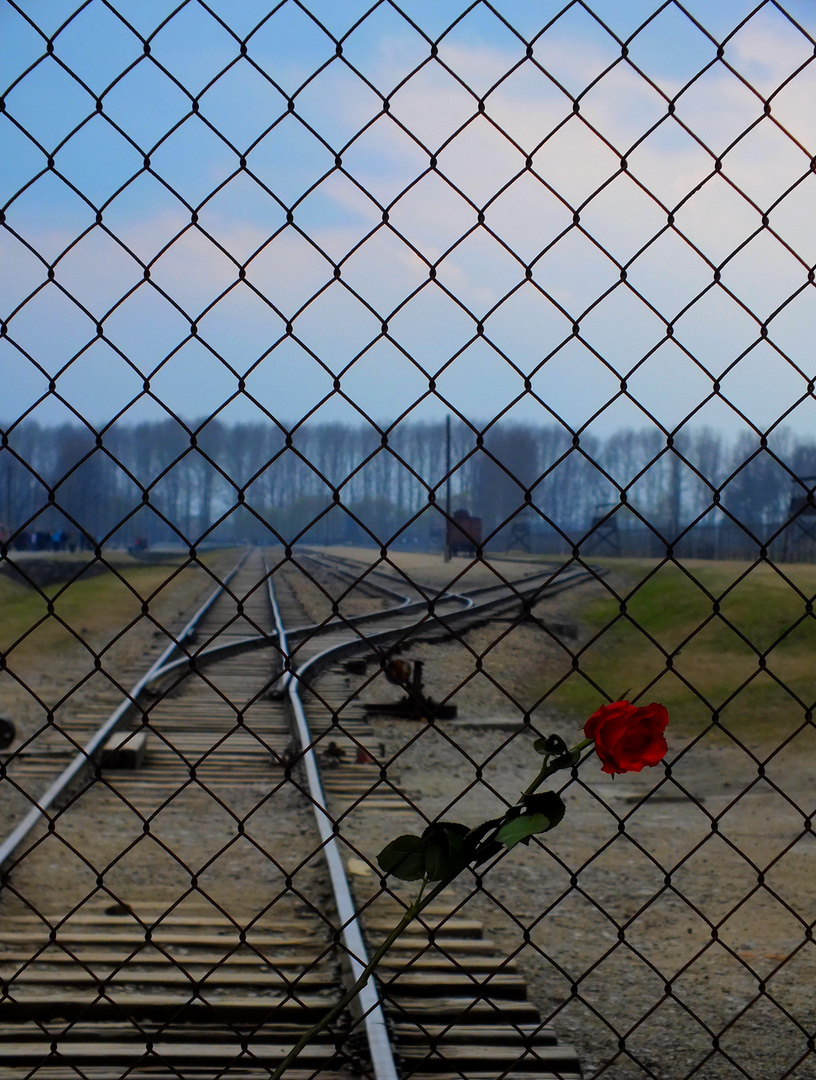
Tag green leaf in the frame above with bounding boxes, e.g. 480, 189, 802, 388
423, 834, 451, 881
462, 817, 504, 867
377, 834, 426, 881
497, 792, 566, 850
423, 822, 470, 881
425, 821, 470, 842
496, 813, 550, 849
464, 817, 503, 849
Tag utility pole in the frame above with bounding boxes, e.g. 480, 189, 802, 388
670, 448, 682, 542
444, 413, 452, 561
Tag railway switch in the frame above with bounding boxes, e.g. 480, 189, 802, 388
364, 658, 457, 720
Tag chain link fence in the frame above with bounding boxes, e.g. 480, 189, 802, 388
2, 1, 816, 1077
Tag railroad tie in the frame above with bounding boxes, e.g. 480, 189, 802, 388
0, 901, 348, 1078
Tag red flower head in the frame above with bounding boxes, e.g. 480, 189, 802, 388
584, 700, 669, 776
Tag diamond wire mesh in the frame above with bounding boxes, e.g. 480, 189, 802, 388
2, 1, 816, 1077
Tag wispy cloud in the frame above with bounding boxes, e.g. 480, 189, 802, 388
2, 3, 815, 439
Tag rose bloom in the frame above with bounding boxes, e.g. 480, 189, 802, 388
584, 700, 669, 775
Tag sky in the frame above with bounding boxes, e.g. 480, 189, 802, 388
2, 0, 816, 446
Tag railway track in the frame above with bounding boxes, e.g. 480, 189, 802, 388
0, 548, 588, 1079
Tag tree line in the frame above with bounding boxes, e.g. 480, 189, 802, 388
1, 418, 814, 557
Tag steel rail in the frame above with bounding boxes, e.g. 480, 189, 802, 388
298, 550, 416, 604
263, 556, 400, 1080
126, 556, 591, 702
299, 547, 471, 609
265, 560, 599, 1080
141, 557, 591, 702
0, 550, 252, 874
140, 555, 428, 697
0, 548, 598, 1072
0, 549, 578, 873
301, 547, 587, 611
283, 563, 592, 672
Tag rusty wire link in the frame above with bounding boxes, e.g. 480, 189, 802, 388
2, 1, 816, 1079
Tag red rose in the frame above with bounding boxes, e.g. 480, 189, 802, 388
584, 701, 669, 775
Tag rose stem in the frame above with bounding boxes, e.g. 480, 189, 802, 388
522, 738, 593, 797
268, 873, 455, 1080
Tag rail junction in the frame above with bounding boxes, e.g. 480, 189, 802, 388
0, 548, 590, 1079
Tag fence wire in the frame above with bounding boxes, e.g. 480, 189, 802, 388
2, 2, 816, 1078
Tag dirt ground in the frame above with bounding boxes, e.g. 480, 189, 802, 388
324, 550, 816, 1080
355, 709, 816, 1080
299, 548, 816, 1079
1, 547, 814, 1079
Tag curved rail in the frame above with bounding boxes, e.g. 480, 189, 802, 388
0, 548, 410, 1072
0, 550, 252, 874
267, 554, 601, 1080
264, 556, 399, 1080
282, 560, 594, 678
1, 550, 593, 877
141, 555, 595, 711
299, 549, 417, 605
0, 546, 599, 1077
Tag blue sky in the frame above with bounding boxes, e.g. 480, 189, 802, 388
2, 0, 816, 444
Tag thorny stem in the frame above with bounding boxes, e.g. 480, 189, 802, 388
268, 874, 453, 1080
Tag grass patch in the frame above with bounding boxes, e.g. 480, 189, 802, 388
0, 552, 231, 664
529, 558, 816, 747
2, 566, 178, 661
